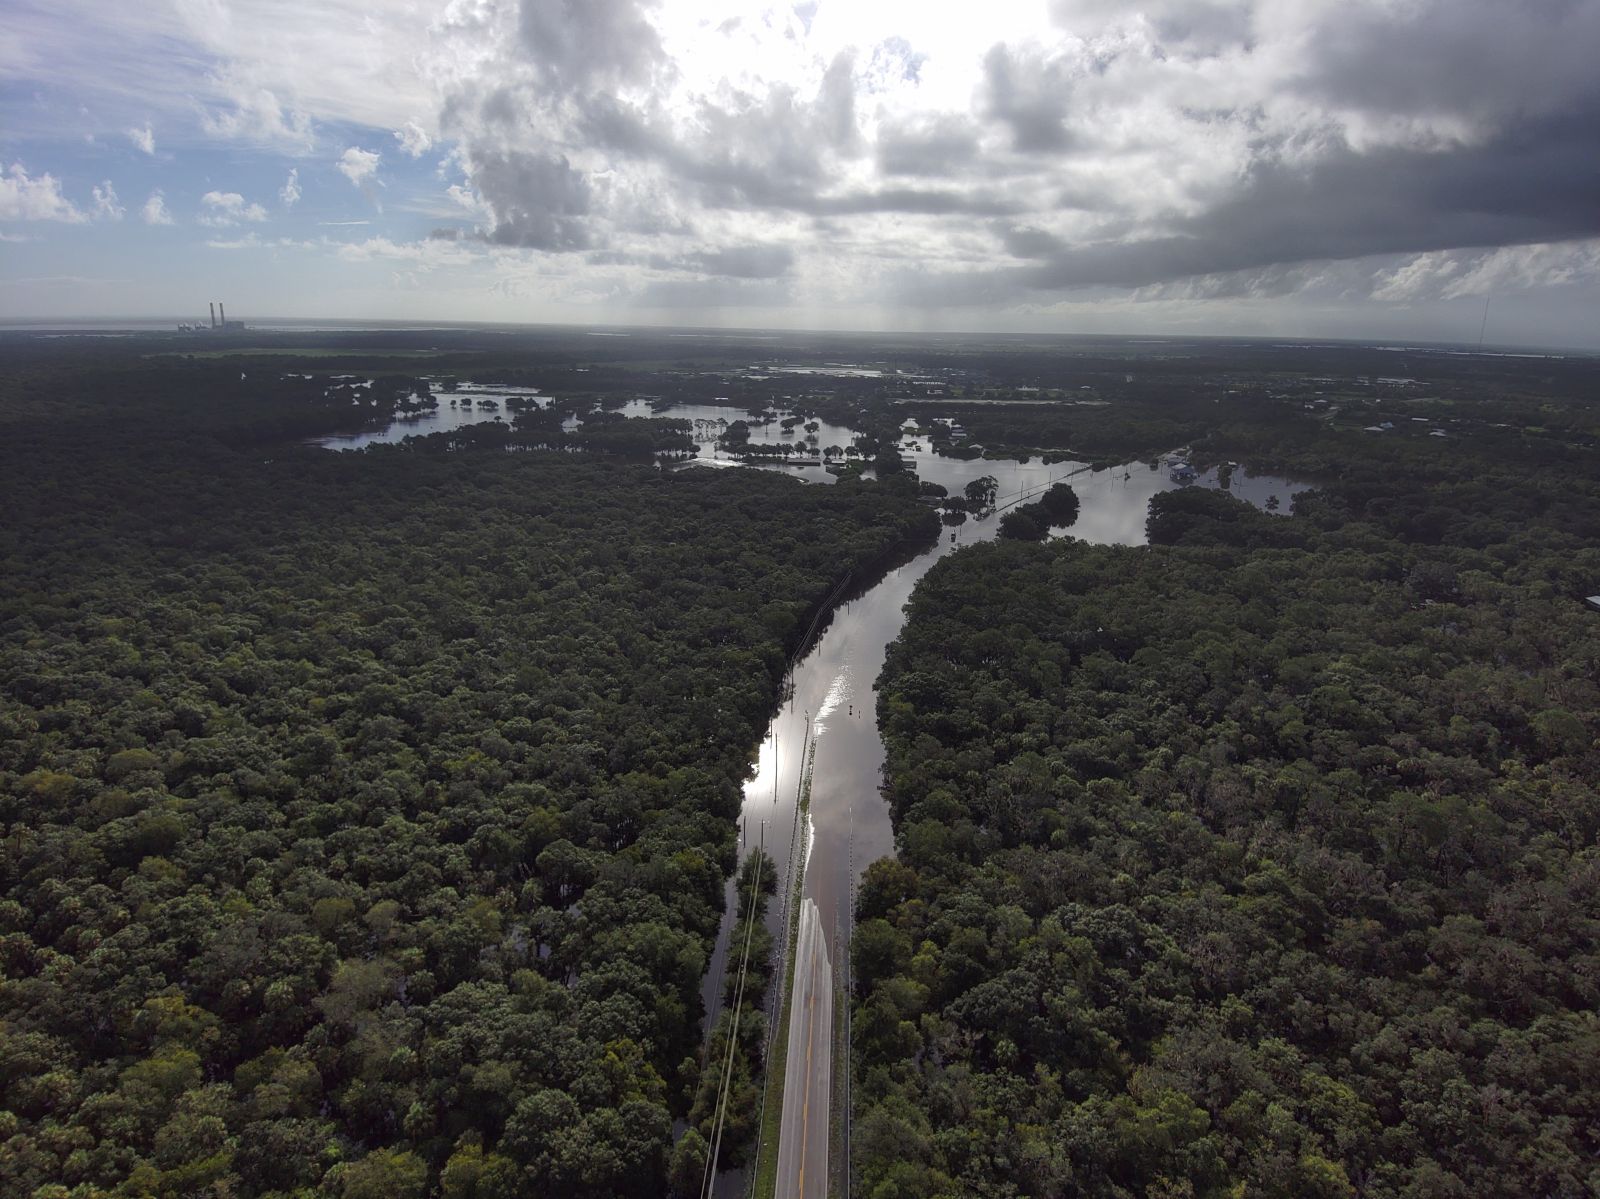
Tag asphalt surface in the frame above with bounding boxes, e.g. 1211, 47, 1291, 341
774, 897, 832, 1199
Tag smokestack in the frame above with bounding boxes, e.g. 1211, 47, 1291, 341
219, 302, 226, 329
209, 302, 216, 329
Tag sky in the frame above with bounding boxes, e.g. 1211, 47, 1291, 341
3, 0, 1599, 347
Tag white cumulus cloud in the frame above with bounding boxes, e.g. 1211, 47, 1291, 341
395, 121, 432, 158
0, 163, 87, 222
280, 168, 301, 207
92, 180, 125, 221
128, 124, 155, 154
141, 190, 174, 225
199, 190, 268, 226
338, 146, 380, 186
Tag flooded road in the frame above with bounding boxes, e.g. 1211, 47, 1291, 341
312, 389, 1302, 1194
699, 452, 1307, 1044
695, 452, 1308, 1199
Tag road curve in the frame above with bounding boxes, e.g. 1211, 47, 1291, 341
774, 897, 831, 1199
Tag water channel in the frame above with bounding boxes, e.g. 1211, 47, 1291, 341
686, 439, 1302, 1195
313, 391, 1303, 992
310, 386, 1305, 1193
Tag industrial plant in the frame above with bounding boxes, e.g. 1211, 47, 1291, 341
177, 302, 245, 332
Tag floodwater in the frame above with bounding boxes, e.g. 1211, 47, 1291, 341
696, 442, 1302, 1192
696, 439, 1305, 1040
312, 386, 1302, 1194
304, 386, 1302, 1048
307, 382, 535, 450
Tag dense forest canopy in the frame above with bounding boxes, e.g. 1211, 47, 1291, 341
0, 344, 935, 1197
3, 329, 1598, 1198
859, 413, 1600, 1197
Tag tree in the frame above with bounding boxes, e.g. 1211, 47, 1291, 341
341, 1148, 428, 1199
964, 475, 999, 508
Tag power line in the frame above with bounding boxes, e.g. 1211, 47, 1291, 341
702, 824, 765, 1199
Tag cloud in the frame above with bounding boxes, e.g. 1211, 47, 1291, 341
7, 0, 1600, 338
203, 233, 315, 251
876, 117, 981, 178
280, 168, 301, 207
141, 190, 174, 225
467, 150, 592, 250
982, 42, 1077, 153
199, 190, 268, 226
0, 163, 87, 222
632, 275, 795, 310
128, 124, 154, 154
1293, 0, 1600, 132
1373, 240, 1600, 303
686, 243, 795, 279
201, 83, 316, 151
515, 0, 665, 92
91, 180, 125, 220
394, 121, 432, 157
334, 235, 476, 268
338, 146, 381, 187
1005, 104, 1600, 292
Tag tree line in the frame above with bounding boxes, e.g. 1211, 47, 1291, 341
0, 347, 938, 1198
856, 415, 1600, 1197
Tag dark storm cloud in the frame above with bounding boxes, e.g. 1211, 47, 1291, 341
517, 0, 664, 90
876, 117, 980, 177
1049, 0, 1254, 58
439, 0, 1600, 306
1013, 104, 1600, 290
998, 225, 1068, 260
1145, 2, 1254, 56
815, 52, 860, 156
573, 71, 1011, 218
982, 44, 1076, 153
812, 188, 1019, 217
470, 150, 592, 250
687, 243, 794, 279
1293, 0, 1600, 122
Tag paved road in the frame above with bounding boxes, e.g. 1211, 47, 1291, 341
774, 898, 831, 1199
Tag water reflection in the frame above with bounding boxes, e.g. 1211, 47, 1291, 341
307, 383, 532, 450
696, 425, 1308, 1064
310, 390, 1307, 1059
